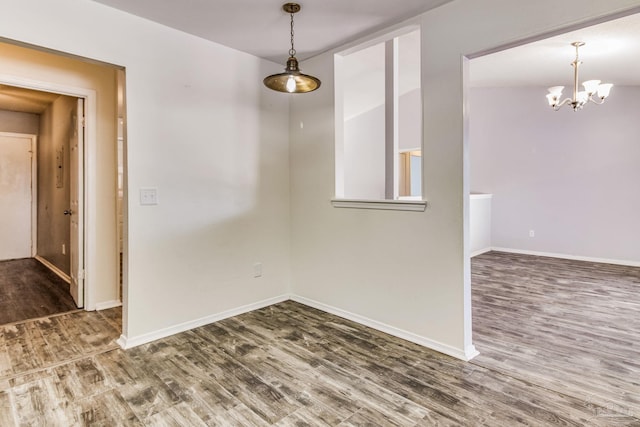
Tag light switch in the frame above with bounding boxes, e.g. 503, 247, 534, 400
140, 188, 158, 205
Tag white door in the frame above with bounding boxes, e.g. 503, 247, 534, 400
0, 135, 33, 260
69, 99, 84, 307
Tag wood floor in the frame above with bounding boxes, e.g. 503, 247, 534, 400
0, 251, 639, 425
0, 258, 78, 324
472, 251, 640, 424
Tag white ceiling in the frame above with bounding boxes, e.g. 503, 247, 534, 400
470, 12, 640, 87
85, 1, 639, 88
88, 0, 451, 63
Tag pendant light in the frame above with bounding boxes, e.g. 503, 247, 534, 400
264, 3, 321, 93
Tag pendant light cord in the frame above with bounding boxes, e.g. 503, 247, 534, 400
289, 12, 296, 57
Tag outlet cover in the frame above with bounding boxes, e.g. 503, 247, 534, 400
140, 188, 158, 206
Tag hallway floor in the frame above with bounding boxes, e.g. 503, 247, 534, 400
0, 258, 77, 325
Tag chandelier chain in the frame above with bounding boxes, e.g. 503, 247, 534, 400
289, 12, 296, 57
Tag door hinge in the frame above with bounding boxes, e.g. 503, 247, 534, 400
79, 270, 86, 280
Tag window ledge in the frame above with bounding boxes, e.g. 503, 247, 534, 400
331, 198, 427, 212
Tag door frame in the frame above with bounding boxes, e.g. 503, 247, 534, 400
0, 74, 98, 310
0, 132, 38, 258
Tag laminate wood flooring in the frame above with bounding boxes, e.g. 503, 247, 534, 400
2, 299, 639, 425
471, 251, 640, 424
0, 258, 78, 324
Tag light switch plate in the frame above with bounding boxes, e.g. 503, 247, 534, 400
140, 188, 158, 205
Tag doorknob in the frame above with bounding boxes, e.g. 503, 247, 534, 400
64, 210, 73, 216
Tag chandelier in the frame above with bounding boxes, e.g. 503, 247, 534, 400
546, 42, 613, 111
264, 3, 321, 93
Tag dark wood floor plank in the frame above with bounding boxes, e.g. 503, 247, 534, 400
0, 258, 77, 325
74, 389, 143, 426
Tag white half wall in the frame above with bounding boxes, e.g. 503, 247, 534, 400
290, 0, 640, 360
0, 0, 291, 342
470, 86, 640, 264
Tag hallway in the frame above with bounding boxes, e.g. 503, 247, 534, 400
0, 258, 77, 324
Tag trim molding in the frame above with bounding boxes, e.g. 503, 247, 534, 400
35, 256, 70, 283
470, 247, 492, 258
95, 300, 122, 310
116, 294, 290, 349
290, 295, 478, 361
116, 293, 479, 362
331, 198, 427, 212
491, 247, 640, 267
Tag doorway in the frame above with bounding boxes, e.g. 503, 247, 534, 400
465, 10, 640, 418
0, 85, 86, 322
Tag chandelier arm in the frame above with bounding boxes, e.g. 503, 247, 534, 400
554, 98, 573, 109
589, 95, 606, 105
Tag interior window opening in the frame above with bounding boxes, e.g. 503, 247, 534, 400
336, 28, 422, 202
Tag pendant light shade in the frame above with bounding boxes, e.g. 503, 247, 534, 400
264, 3, 321, 93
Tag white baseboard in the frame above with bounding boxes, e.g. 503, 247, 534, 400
491, 247, 640, 267
470, 247, 492, 258
290, 295, 478, 361
117, 294, 289, 350
35, 256, 70, 283
116, 293, 480, 362
95, 300, 122, 310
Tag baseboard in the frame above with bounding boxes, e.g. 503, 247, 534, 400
290, 295, 478, 361
470, 247, 492, 258
117, 294, 290, 349
491, 247, 640, 267
35, 256, 70, 283
95, 300, 122, 310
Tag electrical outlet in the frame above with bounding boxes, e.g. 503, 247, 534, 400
253, 262, 262, 278
140, 188, 158, 205
529, 230, 535, 238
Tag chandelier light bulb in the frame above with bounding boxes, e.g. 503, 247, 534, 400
597, 83, 613, 99
548, 86, 564, 97
577, 91, 588, 104
582, 79, 601, 95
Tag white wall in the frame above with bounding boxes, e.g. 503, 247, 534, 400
343, 104, 385, 199
290, 0, 640, 360
342, 89, 422, 199
470, 86, 640, 264
0, 0, 290, 343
